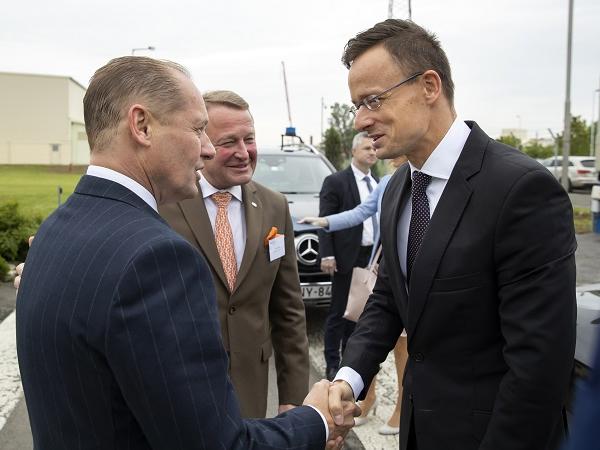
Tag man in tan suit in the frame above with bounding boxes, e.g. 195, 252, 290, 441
159, 90, 309, 418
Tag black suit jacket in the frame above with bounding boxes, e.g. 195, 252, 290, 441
16, 175, 324, 450
318, 165, 378, 273
341, 122, 576, 450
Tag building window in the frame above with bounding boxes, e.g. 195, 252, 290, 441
51, 144, 60, 152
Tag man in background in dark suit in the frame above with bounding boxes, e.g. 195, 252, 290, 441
16, 56, 356, 449
318, 132, 378, 381
328, 19, 576, 450
160, 90, 309, 418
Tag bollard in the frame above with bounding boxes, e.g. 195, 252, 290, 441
592, 185, 600, 234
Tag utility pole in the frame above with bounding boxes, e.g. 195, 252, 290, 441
590, 89, 596, 157
548, 129, 559, 176
388, 0, 412, 19
596, 78, 600, 172
561, 0, 574, 192
320, 97, 326, 141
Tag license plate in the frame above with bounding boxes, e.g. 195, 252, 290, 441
301, 284, 332, 299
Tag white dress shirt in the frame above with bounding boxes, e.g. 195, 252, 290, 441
86, 165, 158, 212
199, 177, 246, 270
336, 118, 472, 400
396, 118, 471, 278
350, 163, 378, 246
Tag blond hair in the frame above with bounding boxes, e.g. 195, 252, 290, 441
202, 90, 249, 110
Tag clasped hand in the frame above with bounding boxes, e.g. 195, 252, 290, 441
302, 379, 361, 449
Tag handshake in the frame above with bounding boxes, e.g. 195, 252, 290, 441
302, 379, 361, 449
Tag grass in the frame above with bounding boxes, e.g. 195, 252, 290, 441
0, 165, 595, 234
0, 165, 86, 219
573, 207, 592, 234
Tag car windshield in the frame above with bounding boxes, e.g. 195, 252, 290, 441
253, 154, 332, 194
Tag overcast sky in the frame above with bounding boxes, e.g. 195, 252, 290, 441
1, 0, 599, 147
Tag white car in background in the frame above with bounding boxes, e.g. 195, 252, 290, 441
542, 156, 598, 191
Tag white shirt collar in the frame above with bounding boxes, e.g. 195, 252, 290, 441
86, 165, 158, 212
350, 162, 373, 181
408, 118, 471, 180
199, 176, 243, 203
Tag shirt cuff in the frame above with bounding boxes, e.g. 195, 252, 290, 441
306, 405, 329, 442
321, 256, 335, 261
333, 366, 364, 400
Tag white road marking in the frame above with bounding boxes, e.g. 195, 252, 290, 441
0, 311, 22, 431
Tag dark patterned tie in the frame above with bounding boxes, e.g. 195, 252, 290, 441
406, 171, 432, 284
363, 176, 378, 238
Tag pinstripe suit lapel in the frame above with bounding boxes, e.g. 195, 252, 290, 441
76, 175, 165, 223
234, 182, 263, 292
178, 191, 230, 290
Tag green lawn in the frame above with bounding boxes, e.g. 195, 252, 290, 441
573, 207, 592, 234
0, 165, 86, 219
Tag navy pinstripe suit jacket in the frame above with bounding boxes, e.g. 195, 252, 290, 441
16, 175, 325, 450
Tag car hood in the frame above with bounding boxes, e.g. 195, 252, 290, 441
283, 193, 321, 233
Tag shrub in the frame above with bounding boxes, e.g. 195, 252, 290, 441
0, 202, 42, 262
0, 255, 9, 281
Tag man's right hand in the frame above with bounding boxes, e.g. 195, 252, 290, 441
303, 379, 360, 449
328, 380, 357, 426
320, 258, 336, 275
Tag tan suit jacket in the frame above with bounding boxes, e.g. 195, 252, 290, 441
159, 180, 309, 418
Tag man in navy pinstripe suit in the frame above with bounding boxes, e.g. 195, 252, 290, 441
15, 56, 357, 449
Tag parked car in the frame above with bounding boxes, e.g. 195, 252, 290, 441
542, 156, 598, 191
252, 141, 336, 306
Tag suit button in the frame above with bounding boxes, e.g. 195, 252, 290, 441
229, 306, 237, 315
413, 352, 424, 362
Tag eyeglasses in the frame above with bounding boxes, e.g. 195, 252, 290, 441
349, 72, 424, 116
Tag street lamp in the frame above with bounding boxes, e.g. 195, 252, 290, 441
131, 46, 155, 56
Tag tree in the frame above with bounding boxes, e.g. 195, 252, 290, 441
556, 115, 592, 156
496, 134, 522, 149
523, 140, 554, 159
321, 127, 345, 170
328, 102, 357, 159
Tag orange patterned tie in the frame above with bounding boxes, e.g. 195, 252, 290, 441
211, 192, 237, 291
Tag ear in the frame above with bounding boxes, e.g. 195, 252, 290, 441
127, 104, 152, 146
421, 70, 442, 105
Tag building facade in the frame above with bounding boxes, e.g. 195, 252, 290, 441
0, 72, 89, 166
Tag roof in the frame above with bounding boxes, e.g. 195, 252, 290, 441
0, 71, 87, 91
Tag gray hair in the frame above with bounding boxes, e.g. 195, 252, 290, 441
351, 131, 369, 150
